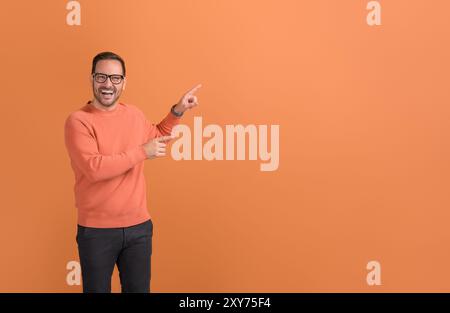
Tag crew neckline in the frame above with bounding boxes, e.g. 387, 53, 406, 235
86, 100, 124, 116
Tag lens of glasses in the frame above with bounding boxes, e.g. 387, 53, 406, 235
110, 75, 123, 84
94, 73, 107, 83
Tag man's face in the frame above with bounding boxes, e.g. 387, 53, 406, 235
91, 59, 126, 108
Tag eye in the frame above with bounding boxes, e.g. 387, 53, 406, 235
111, 75, 123, 84
95, 74, 107, 81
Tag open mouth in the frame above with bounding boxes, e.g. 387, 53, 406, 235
100, 89, 114, 99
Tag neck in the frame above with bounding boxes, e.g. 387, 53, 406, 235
91, 98, 118, 111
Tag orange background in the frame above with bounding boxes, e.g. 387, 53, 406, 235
1, 0, 450, 292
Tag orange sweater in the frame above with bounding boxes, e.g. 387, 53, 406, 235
64, 101, 181, 228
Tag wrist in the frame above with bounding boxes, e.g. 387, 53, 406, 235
171, 104, 184, 117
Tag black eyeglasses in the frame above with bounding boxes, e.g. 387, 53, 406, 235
92, 73, 124, 84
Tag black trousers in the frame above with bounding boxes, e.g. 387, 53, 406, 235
76, 219, 153, 293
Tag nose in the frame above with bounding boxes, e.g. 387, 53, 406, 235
103, 77, 113, 88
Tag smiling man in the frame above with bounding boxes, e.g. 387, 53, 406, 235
64, 51, 201, 293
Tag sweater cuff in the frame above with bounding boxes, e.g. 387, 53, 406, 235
170, 104, 184, 117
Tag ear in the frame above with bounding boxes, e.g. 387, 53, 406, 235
122, 77, 127, 90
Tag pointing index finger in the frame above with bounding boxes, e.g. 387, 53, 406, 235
156, 135, 175, 142
187, 83, 202, 95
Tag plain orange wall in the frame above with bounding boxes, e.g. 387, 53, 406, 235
1, 0, 450, 292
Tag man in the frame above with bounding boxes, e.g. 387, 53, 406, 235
64, 51, 201, 293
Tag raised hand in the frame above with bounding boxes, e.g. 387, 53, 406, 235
173, 83, 202, 114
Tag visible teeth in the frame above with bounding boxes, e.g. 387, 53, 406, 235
101, 90, 113, 94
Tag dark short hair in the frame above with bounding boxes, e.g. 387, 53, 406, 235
91, 51, 126, 76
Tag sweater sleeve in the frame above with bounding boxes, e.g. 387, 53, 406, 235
144, 109, 182, 142
64, 116, 147, 183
